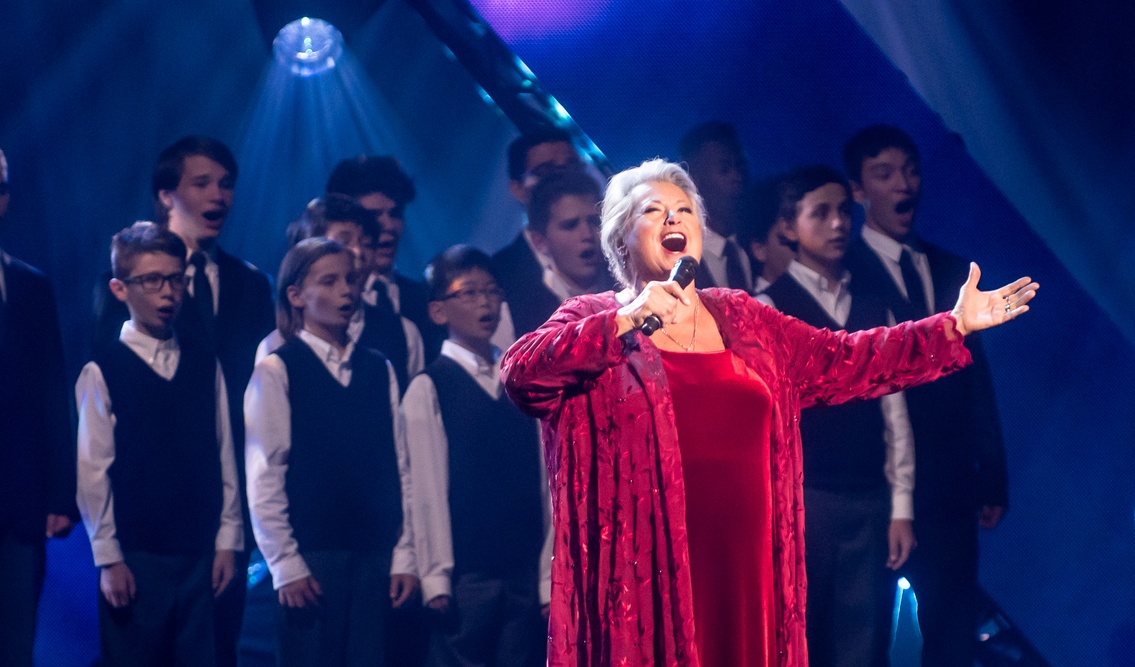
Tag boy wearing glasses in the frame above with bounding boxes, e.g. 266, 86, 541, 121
404, 245, 551, 667
77, 221, 243, 666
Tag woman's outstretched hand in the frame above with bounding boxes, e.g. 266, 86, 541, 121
951, 263, 1038, 336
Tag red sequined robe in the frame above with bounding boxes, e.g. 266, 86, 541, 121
501, 289, 972, 667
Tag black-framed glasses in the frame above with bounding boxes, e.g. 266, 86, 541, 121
121, 271, 190, 294
441, 286, 505, 304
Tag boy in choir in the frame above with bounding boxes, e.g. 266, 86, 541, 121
677, 121, 753, 290
842, 125, 1008, 667
0, 147, 78, 667
245, 238, 417, 667
758, 166, 915, 666
508, 169, 612, 337
492, 127, 587, 341
327, 154, 444, 366
76, 221, 243, 666
738, 176, 797, 294
255, 194, 425, 391
404, 245, 551, 667
89, 136, 274, 666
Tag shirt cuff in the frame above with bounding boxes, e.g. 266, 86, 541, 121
891, 491, 914, 521
420, 573, 452, 604
91, 538, 125, 568
215, 522, 245, 553
390, 543, 416, 578
268, 552, 312, 590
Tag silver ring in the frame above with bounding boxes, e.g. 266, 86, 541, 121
1004, 303, 1012, 314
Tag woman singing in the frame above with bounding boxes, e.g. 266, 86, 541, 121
500, 159, 1036, 667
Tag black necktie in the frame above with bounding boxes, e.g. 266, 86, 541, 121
724, 238, 749, 291
372, 280, 398, 314
190, 252, 217, 342
898, 248, 929, 319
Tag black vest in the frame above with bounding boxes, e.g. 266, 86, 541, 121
764, 275, 890, 493
358, 302, 410, 397
95, 337, 222, 554
425, 356, 545, 576
276, 340, 403, 553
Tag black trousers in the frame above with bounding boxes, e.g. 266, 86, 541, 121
213, 548, 248, 667
901, 516, 980, 667
804, 487, 895, 667
426, 570, 545, 667
0, 530, 46, 667
98, 550, 216, 667
275, 549, 392, 667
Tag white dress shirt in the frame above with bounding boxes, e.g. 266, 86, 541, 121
75, 321, 244, 567
401, 340, 553, 605
752, 275, 772, 296
861, 226, 935, 312
244, 328, 416, 589
254, 306, 424, 382
759, 261, 916, 520
700, 226, 753, 290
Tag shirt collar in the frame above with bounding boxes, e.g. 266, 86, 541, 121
120, 319, 179, 361
862, 225, 923, 263
786, 260, 851, 295
700, 225, 727, 258
441, 339, 500, 379
298, 327, 355, 366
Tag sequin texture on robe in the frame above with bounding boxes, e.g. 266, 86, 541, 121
501, 288, 972, 667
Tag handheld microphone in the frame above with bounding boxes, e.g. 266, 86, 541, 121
641, 256, 699, 336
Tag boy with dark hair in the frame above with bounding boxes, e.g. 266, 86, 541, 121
77, 221, 243, 666
506, 170, 611, 337
0, 147, 78, 667
405, 245, 551, 667
737, 176, 796, 294
285, 192, 377, 256
91, 136, 274, 667
492, 127, 586, 343
759, 165, 915, 666
678, 120, 753, 290
327, 154, 444, 366
842, 125, 1008, 667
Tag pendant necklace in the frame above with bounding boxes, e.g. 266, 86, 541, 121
660, 298, 700, 352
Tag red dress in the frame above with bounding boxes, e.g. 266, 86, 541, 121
501, 289, 972, 666
663, 349, 777, 667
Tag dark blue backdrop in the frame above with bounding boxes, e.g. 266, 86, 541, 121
1, 1, 1130, 665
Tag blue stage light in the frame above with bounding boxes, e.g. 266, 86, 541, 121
897, 576, 911, 590
273, 17, 343, 77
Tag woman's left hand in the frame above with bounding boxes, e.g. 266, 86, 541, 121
951, 262, 1038, 336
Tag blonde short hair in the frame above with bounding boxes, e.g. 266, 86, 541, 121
599, 159, 706, 289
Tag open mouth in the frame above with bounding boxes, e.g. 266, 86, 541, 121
202, 210, 227, 222
579, 247, 599, 262
661, 232, 687, 253
157, 305, 175, 317
894, 198, 917, 215
338, 303, 355, 316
